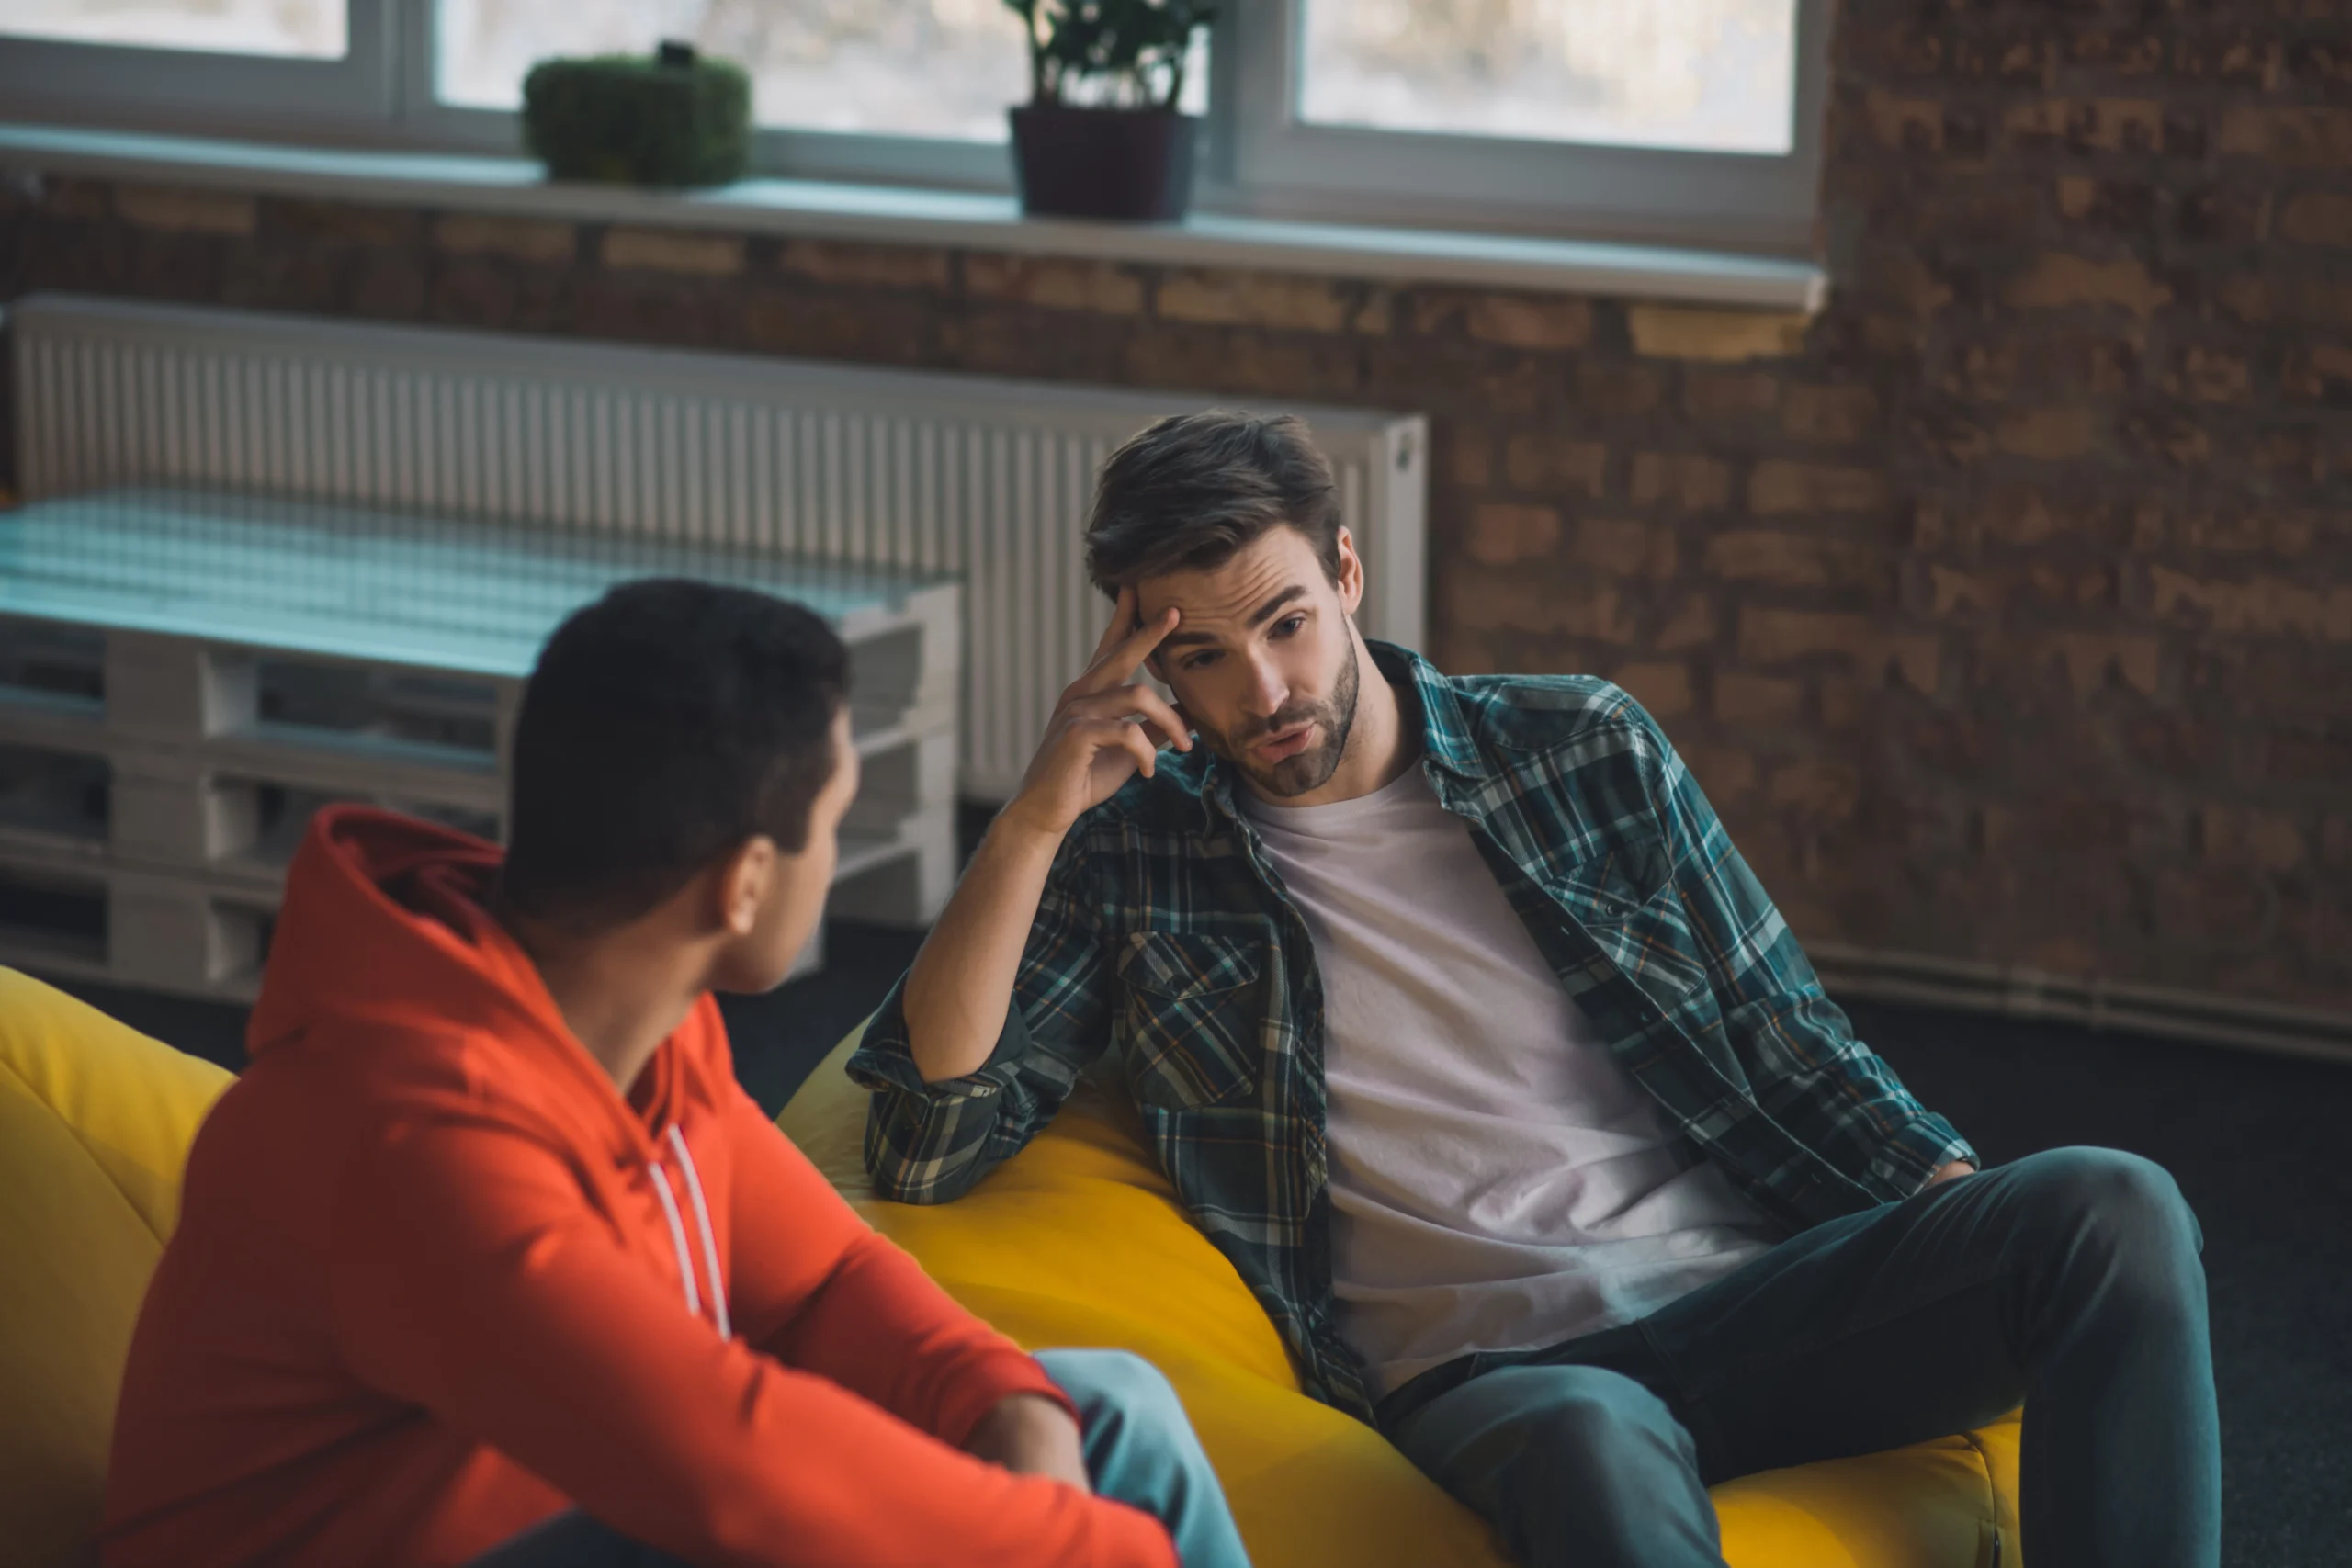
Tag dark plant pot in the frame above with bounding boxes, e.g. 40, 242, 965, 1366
1010, 106, 1198, 222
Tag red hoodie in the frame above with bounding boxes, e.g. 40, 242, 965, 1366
100, 807, 1176, 1568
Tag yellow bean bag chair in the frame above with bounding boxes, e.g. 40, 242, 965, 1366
781, 1031, 2024, 1568
1, 972, 2020, 1568
0, 968, 235, 1568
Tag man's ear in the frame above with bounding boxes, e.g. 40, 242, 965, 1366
1334, 527, 1365, 616
715, 836, 777, 938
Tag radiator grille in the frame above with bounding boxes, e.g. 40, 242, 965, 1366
11, 295, 1427, 797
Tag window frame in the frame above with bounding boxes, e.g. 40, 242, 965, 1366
0, 0, 397, 144
1213, 0, 1830, 254
1, 0, 1826, 255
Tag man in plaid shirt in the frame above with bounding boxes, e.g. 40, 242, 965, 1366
851, 412, 2218, 1568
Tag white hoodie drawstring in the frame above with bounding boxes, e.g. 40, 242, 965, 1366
666, 1124, 732, 1341
647, 1157, 703, 1322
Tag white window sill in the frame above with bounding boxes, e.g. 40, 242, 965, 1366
0, 123, 1827, 312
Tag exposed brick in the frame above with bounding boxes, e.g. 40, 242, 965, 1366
2002, 253, 2173, 316
434, 212, 577, 265
1441, 425, 1493, 488
1445, 568, 1635, 642
602, 227, 744, 276
1781, 384, 1880, 443
2278, 191, 2352, 247
1464, 294, 1592, 352
1738, 608, 1937, 689
1503, 435, 1608, 497
2218, 106, 2352, 168
2069, 28, 2166, 78
1703, 530, 1871, 589
1682, 741, 1758, 801
2172, 346, 2254, 403
1748, 460, 1887, 514
1156, 269, 1352, 333
2201, 807, 2307, 874
2047, 632, 2162, 699
1715, 671, 1806, 724
2055, 175, 2156, 231
1996, 407, 2100, 459
1862, 90, 1947, 152
1613, 661, 1694, 719
2265, 729, 2352, 785
1770, 760, 1863, 819
1569, 518, 1677, 579
2284, 342, 2352, 403
114, 185, 255, 236
1631, 451, 1732, 512
1628, 306, 1809, 363
1655, 594, 1719, 651
40, 177, 111, 220
267, 199, 421, 246
2003, 97, 2164, 154
963, 254, 1143, 314
1683, 370, 1781, 422
1465, 502, 1561, 567
779, 239, 951, 289
2147, 567, 2352, 641
1574, 361, 1667, 415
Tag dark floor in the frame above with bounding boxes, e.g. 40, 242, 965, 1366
46, 928, 2352, 1567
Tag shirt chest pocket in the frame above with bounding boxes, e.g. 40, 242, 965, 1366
1544, 846, 1711, 1013
1114, 931, 1265, 1112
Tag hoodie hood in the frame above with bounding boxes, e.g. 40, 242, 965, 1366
250, 804, 686, 1169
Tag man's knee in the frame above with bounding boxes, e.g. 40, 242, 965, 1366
1037, 1347, 1199, 1466
2007, 1146, 2204, 1285
1438, 1365, 1698, 1483
1039, 1347, 1182, 1420
1523, 1371, 1693, 1473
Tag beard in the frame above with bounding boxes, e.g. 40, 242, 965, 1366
1200, 643, 1363, 799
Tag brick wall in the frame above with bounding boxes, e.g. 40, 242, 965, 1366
2, 0, 2347, 1016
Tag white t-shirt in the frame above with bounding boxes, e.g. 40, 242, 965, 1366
1241, 763, 1778, 1399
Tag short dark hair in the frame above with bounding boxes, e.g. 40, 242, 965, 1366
501, 579, 847, 931
1083, 410, 1341, 597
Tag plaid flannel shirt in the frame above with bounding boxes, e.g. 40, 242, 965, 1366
849, 642, 1974, 1424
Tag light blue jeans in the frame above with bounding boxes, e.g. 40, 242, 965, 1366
1379, 1147, 2218, 1568
469, 1348, 1250, 1567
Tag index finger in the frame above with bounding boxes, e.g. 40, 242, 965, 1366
1100, 600, 1181, 687
1090, 584, 1139, 665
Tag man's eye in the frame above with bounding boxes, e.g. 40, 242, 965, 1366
1272, 615, 1306, 637
1184, 651, 1222, 671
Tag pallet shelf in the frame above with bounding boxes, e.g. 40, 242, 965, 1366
0, 485, 963, 1001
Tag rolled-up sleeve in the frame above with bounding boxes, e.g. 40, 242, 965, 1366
1633, 708, 1977, 1201
850, 833, 1114, 1204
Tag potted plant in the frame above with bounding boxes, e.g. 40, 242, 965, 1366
1003, 0, 1216, 222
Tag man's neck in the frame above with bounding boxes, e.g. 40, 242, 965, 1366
499, 907, 707, 1094
1240, 634, 1419, 810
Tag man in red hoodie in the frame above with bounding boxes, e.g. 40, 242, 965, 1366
100, 579, 1252, 1568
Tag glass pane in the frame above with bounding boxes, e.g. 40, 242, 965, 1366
436, 0, 1035, 141
1297, 0, 1797, 156
3, 0, 345, 57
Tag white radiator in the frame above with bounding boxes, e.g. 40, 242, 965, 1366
8, 294, 1428, 798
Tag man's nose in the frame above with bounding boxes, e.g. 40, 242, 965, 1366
1245, 655, 1289, 718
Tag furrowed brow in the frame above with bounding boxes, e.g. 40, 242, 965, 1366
1159, 584, 1311, 649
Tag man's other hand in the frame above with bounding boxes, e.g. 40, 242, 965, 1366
1926, 1161, 1976, 1188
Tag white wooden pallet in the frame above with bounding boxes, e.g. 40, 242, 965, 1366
0, 486, 961, 1002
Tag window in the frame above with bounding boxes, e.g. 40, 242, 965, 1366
6, 0, 345, 58
434, 0, 1030, 142
1224, 0, 1826, 252
1295, 0, 1796, 156
0, 0, 1823, 254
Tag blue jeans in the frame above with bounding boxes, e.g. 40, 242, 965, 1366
468, 1348, 1250, 1567
1378, 1146, 2219, 1568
